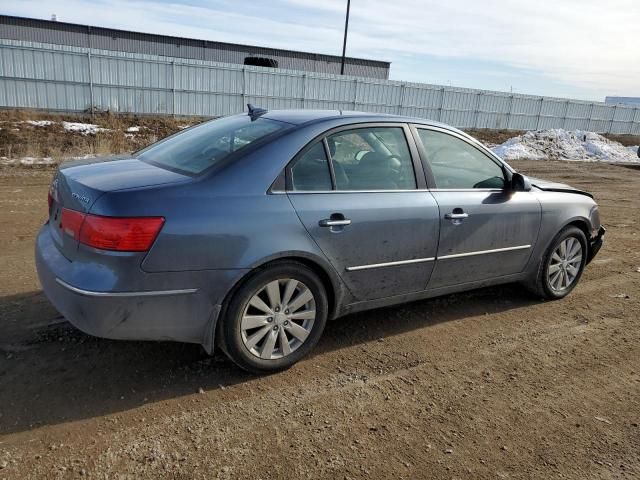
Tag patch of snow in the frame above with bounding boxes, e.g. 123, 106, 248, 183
177, 125, 191, 130
62, 121, 108, 135
0, 153, 99, 166
492, 129, 640, 163
0, 156, 55, 166
126, 126, 141, 133
26, 120, 54, 127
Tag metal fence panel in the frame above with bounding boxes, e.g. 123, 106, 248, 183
591, 104, 613, 120
509, 114, 539, 131
305, 76, 355, 102
0, 39, 639, 135
512, 96, 540, 115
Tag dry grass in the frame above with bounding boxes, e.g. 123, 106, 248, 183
463, 128, 526, 145
1, 109, 637, 165
602, 133, 640, 147
0, 109, 208, 163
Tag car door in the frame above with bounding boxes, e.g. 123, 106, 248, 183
286, 123, 440, 302
412, 126, 542, 289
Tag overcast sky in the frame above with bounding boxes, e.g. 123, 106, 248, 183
3, 0, 638, 101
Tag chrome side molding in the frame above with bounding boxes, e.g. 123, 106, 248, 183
437, 244, 531, 260
345, 245, 531, 271
346, 257, 436, 272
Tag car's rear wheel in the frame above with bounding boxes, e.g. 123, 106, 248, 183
220, 262, 328, 373
528, 225, 587, 300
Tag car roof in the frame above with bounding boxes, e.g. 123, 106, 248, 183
261, 109, 460, 132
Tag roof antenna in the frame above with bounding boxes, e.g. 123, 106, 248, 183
247, 103, 267, 120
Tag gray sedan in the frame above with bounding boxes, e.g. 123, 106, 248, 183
36, 108, 605, 373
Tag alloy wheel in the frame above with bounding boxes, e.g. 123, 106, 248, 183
547, 236, 583, 292
240, 279, 316, 360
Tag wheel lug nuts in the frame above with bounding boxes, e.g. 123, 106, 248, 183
275, 307, 280, 312
284, 320, 289, 326
273, 325, 279, 331
267, 317, 273, 323
284, 309, 289, 314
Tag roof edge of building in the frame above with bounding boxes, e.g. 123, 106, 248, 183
0, 14, 391, 67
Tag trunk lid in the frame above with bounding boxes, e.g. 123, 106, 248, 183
48, 156, 189, 260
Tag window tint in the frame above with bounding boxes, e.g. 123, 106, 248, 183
417, 129, 506, 189
327, 127, 416, 190
290, 142, 332, 191
137, 115, 286, 175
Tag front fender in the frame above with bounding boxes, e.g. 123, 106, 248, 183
524, 190, 600, 275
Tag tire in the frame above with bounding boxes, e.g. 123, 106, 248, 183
220, 261, 328, 374
527, 225, 588, 300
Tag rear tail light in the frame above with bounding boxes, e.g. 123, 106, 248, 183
60, 208, 85, 240
80, 215, 165, 251
59, 207, 164, 252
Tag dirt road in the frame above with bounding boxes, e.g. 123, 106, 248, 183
0, 161, 638, 479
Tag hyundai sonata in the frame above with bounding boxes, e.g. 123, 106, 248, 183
36, 107, 605, 372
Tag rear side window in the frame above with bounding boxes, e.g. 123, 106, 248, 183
138, 115, 287, 175
290, 142, 332, 191
417, 129, 506, 189
327, 127, 416, 190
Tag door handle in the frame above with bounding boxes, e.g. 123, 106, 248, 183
444, 213, 469, 220
319, 213, 351, 227
319, 218, 352, 227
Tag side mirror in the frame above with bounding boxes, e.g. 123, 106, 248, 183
510, 172, 532, 192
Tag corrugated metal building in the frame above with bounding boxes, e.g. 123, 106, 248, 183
0, 15, 390, 79
605, 97, 640, 107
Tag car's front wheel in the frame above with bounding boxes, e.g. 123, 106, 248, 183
529, 225, 588, 300
219, 261, 328, 373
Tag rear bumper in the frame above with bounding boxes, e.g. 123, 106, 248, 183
35, 223, 244, 352
587, 226, 605, 263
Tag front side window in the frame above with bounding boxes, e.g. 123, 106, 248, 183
417, 129, 506, 189
327, 127, 416, 190
290, 142, 333, 191
138, 115, 287, 175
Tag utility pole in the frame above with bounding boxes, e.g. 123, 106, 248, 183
340, 0, 351, 75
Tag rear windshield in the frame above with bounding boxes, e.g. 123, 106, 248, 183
137, 115, 287, 175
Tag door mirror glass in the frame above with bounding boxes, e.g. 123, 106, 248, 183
417, 129, 506, 189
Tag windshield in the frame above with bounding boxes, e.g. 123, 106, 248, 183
137, 115, 287, 175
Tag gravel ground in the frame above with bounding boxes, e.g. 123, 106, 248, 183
0, 160, 639, 479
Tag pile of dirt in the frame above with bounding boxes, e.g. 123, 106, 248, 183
0, 110, 206, 166
603, 132, 640, 147
463, 128, 525, 147
1, 110, 639, 166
